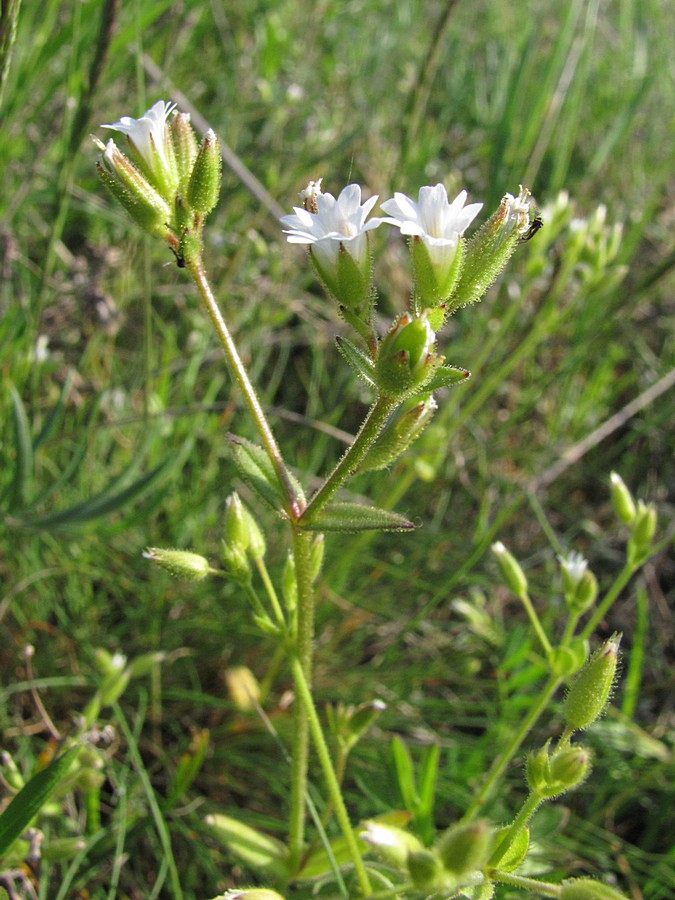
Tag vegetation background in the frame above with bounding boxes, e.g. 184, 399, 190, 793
0, 0, 673, 897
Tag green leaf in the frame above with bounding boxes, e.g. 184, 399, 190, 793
204, 812, 288, 879
301, 501, 414, 533
6, 383, 34, 512
0, 745, 80, 857
391, 736, 418, 811
15, 458, 172, 529
422, 365, 470, 393
493, 824, 529, 872
335, 336, 376, 387
228, 435, 299, 514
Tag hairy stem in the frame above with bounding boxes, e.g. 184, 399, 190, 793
301, 394, 397, 523
187, 254, 301, 517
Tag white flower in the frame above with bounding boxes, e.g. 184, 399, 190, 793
280, 182, 383, 271
380, 184, 482, 264
102, 100, 176, 188
558, 551, 588, 588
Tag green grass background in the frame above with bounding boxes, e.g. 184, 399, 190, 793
0, 0, 673, 897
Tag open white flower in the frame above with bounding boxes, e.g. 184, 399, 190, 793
280, 182, 382, 271
102, 100, 177, 190
381, 184, 482, 264
558, 551, 588, 588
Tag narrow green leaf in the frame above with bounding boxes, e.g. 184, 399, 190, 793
6, 383, 34, 511
228, 435, 304, 513
391, 736, 418, 811
15, 459, 171, 529
301, 501, 414, 533
418, 743, 440, 820
0, 745, 79, 857
422, 365, 470, 393
335, 336, 376, 387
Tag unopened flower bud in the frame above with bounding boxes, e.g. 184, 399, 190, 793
609, 472, 636, 524
449, 186, 533, 310
527, 743, 591, 798
563, 634, 621, 732
225, 666, 261, 712
407, 848, 444, 889
560, 878, 629, 899
96, 139, 172, 237
375, 313, 440, 396
225, 493, 250, 553
628, 500, 657, 565
437, 819, 493, 875
221, 541, 252, 584
360, 820, 424, 868
359, 396, 438, 472
143, 547, 210, 581
187, 129, 221, 215
491, 541, 528, 597
171, 112, 199, 189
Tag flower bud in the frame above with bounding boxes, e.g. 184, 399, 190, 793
560, 878, 629, 899
360, 820, 425, 869
407, 848, 444, 889
221, 540, 252, 584
627, 500, 657, 565
225, 666, 261, 712
171, 112, 199, 189
547, 639, 588, 678
375, 313, 440, 396
358, 396, 438, 472
143, 547, 211, 581
225, 493, 250, 554
491, 825, 529, 872
563, 634, 621, 732
527, 743, 591, 798
437, 819, 493, 875
491, 541, 528, 597
187, 129, 221, 215
96, 139, 172, 237
609, 472, 636, 524
448, 186, 533, 311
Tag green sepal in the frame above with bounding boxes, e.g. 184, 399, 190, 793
411, 235, 464, 313
300, 501, 414, 533
421, 365, 470, 393
548, 639, 588, 677
335, 335, 376, 386
335, 242, 371, 317
228, 435, 303, 514
187, 129, 221, 215
0, 744, 80, 856
492, 824, 529, 872
204, 812, 288, 880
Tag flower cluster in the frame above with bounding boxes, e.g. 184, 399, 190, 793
95, 100, 221, 265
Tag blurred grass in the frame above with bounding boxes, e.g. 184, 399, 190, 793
1, 0, 673, 896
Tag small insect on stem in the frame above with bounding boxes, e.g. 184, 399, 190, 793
520, 214, 544, 243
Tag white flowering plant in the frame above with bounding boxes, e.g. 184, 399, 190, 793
0, 99, 656, 898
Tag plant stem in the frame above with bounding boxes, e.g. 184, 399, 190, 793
489, 792, 540, 867
288, 528, 314, 871
301, 394, 397, 523
187, 254, 301, 518
492, 870, 561, 896
463, 673, 561, 820
290, 652, 372, 896
518, 590, 553, 657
